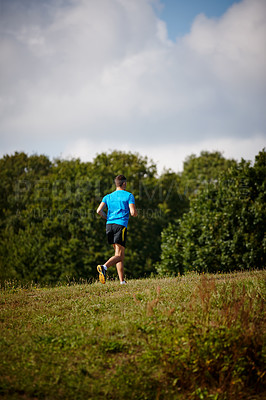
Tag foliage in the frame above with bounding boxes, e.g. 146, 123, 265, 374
0, 152, 52, 220
0, 151, 187, 283
1, 149, 264, 283
158, 149, 266, 275
180, 151, 237, 198
0, 271, 265, 399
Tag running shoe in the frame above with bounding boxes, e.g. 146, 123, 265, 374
97, 265, 106, 284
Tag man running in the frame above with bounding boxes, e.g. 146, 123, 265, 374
96, 175, 138, 284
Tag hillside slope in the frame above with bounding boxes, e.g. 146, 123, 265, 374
0, 271, 265, 399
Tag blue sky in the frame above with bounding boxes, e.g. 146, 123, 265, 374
159, 0, 241, 39
0, 0, 265, 172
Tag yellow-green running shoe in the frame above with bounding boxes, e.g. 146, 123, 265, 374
97, 265, 106, 284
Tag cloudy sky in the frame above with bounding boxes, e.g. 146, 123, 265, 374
0, 0, 265, 173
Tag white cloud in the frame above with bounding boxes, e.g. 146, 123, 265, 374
137, 135, 266, 173
184, 0, 266, 88
62, 137, 132, 162
0, 0, 265, 171
61, 134, 265, 176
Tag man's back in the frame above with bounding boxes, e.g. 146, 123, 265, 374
102, 190, 135, 227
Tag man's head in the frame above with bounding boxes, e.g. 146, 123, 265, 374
115, 174, 127, 188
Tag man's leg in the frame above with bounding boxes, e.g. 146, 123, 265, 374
104, 248, 123, 269
112, 244, 125, 282
98, 244, 125, 284
97, 248, 122, 284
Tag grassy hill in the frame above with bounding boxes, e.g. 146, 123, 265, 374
0, 271, 265, 400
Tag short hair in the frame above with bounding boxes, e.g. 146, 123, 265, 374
115, 174, 127, 187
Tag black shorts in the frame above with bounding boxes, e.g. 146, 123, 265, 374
106, 224, 127, 247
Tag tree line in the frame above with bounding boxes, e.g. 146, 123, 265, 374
0, 149, 264, 283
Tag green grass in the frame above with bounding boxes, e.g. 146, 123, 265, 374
0, 271, 265, 400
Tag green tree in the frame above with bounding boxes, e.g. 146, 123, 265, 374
158, 149, 266, 275
180, 151, 237, 198
0, 153, 52, 280
0, 151, 188, 283
0, 152, 51, 220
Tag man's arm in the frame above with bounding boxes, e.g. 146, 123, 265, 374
97, 202, 107, 220
129, 203, 138, 217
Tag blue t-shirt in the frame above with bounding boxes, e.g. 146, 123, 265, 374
102, 190, 135, 228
